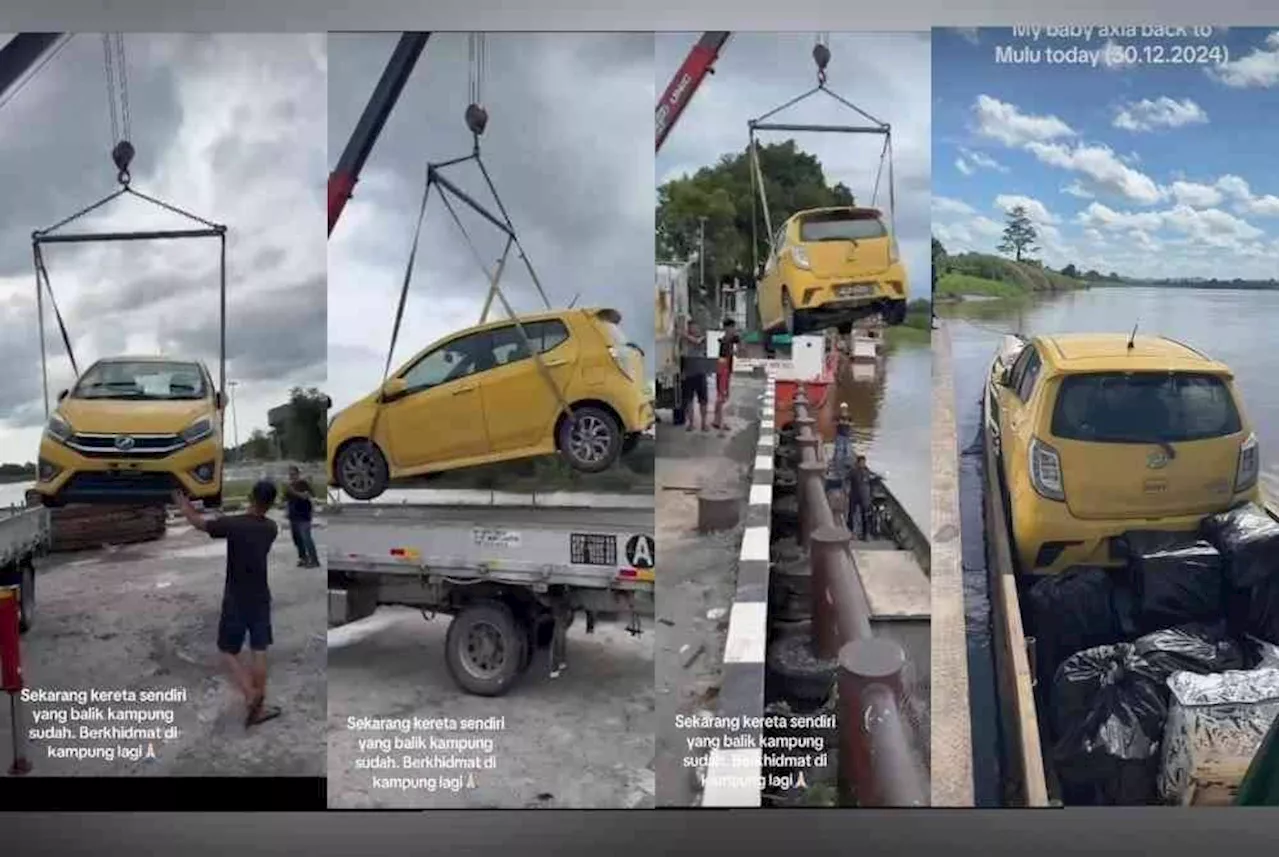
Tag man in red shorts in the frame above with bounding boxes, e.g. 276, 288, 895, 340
713, 317, 741, 432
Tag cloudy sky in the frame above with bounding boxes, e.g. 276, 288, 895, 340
655, 32, 932, 301
0, 33, 327, 464
933, 27, 1279, 280
327, 33, 654, 414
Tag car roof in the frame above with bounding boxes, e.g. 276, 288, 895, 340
90, 355, 208, 368
788, 205, 884, 220
464, 307, 621, 333
1032, 333, 1231, 376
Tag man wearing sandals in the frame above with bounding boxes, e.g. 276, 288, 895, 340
173, 482, 283, 728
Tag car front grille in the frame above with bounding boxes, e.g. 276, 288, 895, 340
66, 432, 186, 459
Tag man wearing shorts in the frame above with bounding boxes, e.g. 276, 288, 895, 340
681, 318, 709, 431
173, 481, 282, 728
713, 317, 741, 431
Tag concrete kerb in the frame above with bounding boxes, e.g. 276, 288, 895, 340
701, 368, 778, 808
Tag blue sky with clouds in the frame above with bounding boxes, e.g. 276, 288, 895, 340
932, 27, 1279, 280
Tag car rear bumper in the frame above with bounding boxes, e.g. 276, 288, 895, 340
1011, 488, 1257, 574
35, 436, 222, 504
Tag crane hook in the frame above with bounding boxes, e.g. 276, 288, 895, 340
812, 42, 831, 85
111, 139, 135, 186
465, 103, 489, 138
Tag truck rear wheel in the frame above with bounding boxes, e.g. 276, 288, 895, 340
445, 601, 529, 697
18, 562, 34, 634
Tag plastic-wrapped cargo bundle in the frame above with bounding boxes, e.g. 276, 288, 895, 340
1158, 666, 1280, 805
1025, 568, 1123, 691
1117, 532, 1223, 635
1201, 502, 1278, 587
1050, 625, 1246, 805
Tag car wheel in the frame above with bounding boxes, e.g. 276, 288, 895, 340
884, 300, 907, 326
558, 406, 622, 473
335, 440, 390, 501
621, 432, 641, 455
18, 562, 34, 634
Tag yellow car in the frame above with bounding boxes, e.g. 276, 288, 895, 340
327, 307, 654, 500
756, 206, 909, 335
987, 333, 1260, 575
35, 356, 226, 508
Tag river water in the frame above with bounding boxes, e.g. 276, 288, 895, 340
829, 338, 933, 530
942, 285, 1278, 805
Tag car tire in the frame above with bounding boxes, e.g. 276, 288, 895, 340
18, 562, 34, 634
884, 300, 907, 326
558, 406, 623, 473
444, 600, 528, 697
334, 439, 390, 501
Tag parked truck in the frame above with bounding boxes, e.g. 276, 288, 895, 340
655, 261, 691, 415
0, 501, 50, 634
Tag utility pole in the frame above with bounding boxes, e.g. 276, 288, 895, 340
697, 215, 707, 308
227, 380, 240, 463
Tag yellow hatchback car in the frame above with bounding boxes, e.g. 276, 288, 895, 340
987, 333, 1260, 575
35, 356, 226, 508
757, 206, 909, 335
327, 307, 654, 500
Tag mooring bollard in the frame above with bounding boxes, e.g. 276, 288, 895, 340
837, 636, 926, 807
796, 460, 826, 550
807, 525, 850, 661
697, 486, 740, 533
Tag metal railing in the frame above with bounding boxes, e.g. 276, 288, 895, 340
786, 386, 929, 807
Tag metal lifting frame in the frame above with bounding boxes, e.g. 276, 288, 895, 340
31, 177, 228, 419
374, 140, 578, 439
746, 59, 896, 277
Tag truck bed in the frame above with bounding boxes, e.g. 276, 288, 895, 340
323, 498, 655, 592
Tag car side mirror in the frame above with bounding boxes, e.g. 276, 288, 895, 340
999, 366, 1014, 388
381, 377, 408, 400
56, 389, 69, 402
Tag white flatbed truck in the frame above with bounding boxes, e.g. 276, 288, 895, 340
0, 502, 49, 634
324, 491, 655, 697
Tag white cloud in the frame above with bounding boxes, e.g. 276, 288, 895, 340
932, 196, 977, 217
1164, 174, 1280, 220
1078, 200, 1265, 246
955, 157, 974, 176
1238, 195, 1280, 219
1025, 141, 1165, 205
994, 194, 1059, 224
1062, 181, 1093, 199
1169, 180, 1223, 207
1113, 96, 1208, 132
959, 147, 1006, 172
972, 94, 1075, 146
1207, 30, 1279, 88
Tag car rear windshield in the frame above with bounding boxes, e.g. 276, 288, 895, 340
73, 361, 208, 401
798, 211, 887, 242
1051, 371, 1242, 444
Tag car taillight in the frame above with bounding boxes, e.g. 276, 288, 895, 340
608, 346, 633, 380
790, 245, 811, 270
1029, 436, 1065, 501
1235, 432, 1259, 493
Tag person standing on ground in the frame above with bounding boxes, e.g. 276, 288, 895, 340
713, 317, 741, 432
680, 318, 709, 432
282, 465, 320, 568
173, 483, 282, 728
848, 455, 875, 540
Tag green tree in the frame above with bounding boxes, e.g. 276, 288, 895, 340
1059, 263, 1079, 279
656, 140, 854, 312
997, 206, 1039, 262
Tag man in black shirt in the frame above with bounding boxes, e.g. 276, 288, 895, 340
173, 481, 282, 728
282, 465, 319, 568
713, 318, 741, 432
848, 455, 875, 540
680, 318, 709, 432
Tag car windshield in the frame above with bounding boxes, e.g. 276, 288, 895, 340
1051, 371, 1242, 444
798, 211, 887, 242
72, 361, 208, 401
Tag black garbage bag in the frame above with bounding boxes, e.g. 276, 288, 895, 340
1226, 570, 1279, 644
1118, 532, 1223, 634
1201, 502, 1279, 589
1050, 643, 1168, 805
1025, 568, 1123, 689
1130, 622, 1246, 682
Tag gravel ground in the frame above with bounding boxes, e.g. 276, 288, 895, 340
1, 513, 328, 777
325, 606, 654, 809
653, 374, 765, 807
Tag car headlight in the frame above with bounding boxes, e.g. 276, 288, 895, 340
45, 414, 73, 443
180, 417, 214, 445
790, 245, 811, 270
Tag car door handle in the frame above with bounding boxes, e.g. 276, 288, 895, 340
543, 359, 567, 368
452, 385, 477, 395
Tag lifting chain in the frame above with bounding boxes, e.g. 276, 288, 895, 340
102, 33, 134, 185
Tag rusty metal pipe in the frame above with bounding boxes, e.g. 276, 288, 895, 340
837, 638, 928, 807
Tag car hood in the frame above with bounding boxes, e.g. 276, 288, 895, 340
58, 398, 215, 434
